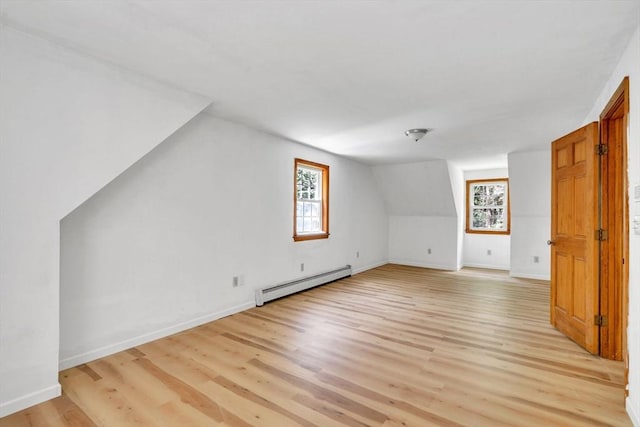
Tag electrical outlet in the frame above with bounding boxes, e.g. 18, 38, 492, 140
300, 263, 304, 272
232, 276, 239, 287
356, 251, 360, 258
427, 248, 432, 255
487, 249, 492, 256
533, 256, 540, 263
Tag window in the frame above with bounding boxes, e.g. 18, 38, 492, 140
466, 178, 510, 234
294, 158, 329, 241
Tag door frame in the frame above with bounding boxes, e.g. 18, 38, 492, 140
598, 77, 629, 370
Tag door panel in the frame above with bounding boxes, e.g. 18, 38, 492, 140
557, 178, 571, 234
573, 257, 586, 320
550, 122, 599, 354
574, 176, 587, 236
556, 253, 570, 310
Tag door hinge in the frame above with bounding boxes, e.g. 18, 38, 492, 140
595, 229, 608, 241
594, 314, 608, 326
595, 143, 608, 155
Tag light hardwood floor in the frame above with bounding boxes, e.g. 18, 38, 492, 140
0, 265, 630, 426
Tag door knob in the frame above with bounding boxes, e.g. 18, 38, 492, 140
547, 240, 555, 246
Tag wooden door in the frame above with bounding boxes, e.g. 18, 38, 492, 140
550, 122, 599, 354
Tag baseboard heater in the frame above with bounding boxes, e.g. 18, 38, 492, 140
255, 265, 351, 306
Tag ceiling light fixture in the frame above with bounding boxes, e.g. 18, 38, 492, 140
404, 128, 431, 142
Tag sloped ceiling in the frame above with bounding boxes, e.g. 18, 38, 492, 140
1, 1, 638, 167
372, 160, 457, 216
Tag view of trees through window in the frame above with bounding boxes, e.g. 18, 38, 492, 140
294, 158, 329, 241
296, 166, 321, 233
466, 179, 510, 234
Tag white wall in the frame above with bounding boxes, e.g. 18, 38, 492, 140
388, 216, 458, 270
448, 163, 465, 270
59, 112, 389, 369
508, 150, 551, 280
582, 25, 640, 426
0, 26, 210, 416
372, 160, 457, 216
463, 169, 511, 270
463, 233, 511, 270
373, 160, 460, 270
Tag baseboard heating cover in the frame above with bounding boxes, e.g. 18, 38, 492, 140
255, 265, 351, 306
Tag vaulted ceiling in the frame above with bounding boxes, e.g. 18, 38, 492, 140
2, 0, 638, 167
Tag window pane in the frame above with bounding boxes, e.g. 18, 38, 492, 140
488, 207, 505, 228
473, 184, 506, 207
473, 185, 487, 206
297, 167, 320, 200
472, 208, 488, 228
295, 201, 322, 234
472, 208, 506, 230
303, 217, 313, 231
303, 202, 312, 216
488, 185, 505, 206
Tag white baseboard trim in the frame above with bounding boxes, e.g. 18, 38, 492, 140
462, 263, 510, 271
628, 397, 640, 427
352, 260, 388, 275
510, 271, 550, 281
0, 383, 61, 418
389, 258, 458, 271
59, 301, 255, 370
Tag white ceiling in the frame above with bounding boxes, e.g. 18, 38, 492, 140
2, 1, 638, 168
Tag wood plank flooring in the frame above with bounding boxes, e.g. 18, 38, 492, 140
1, 264, 630, 426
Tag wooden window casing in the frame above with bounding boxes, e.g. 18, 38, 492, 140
293, 158, 329, 242
465, 178, 510, 235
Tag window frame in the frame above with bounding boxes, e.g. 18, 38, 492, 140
465, 178, 510, 235
293, 158, 329, 242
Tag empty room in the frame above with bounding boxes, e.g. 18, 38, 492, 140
1, 1, 640, 426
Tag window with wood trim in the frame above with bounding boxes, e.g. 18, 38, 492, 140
466, 178, 510, 234
294, 158, 329, 241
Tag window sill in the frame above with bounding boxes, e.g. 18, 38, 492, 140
293, 232, 329, 242
465, 229, 511, 235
